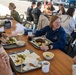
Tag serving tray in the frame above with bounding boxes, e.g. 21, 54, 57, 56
28, 37, 52, 49
3, 43, 25, 49
3, 36, 25, 49
9, 50, 43, 73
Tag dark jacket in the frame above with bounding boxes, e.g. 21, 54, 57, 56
34, 26, 66, 52
32, 7, 41, 24
26, 6, 34, 21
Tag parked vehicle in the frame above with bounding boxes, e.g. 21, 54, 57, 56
68, 0, 76, 7
53, 0, 76, 8
26, 0, 50, 3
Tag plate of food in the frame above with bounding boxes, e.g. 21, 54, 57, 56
3, 37, 26, 49
29, 37, 52, 49
10, 52, 27, 66
6, 37, 17, 44
9, 49, 43, 73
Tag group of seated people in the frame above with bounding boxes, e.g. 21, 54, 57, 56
0, 1, 76, 75
27, 1, 75, 36
26, 1, 54, 25
26, 1, 75, 34
0, 14, 76, 75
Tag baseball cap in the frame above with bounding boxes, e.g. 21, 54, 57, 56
32, 1, 36, 4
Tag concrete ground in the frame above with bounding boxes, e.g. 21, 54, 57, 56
0, 0, 31, 17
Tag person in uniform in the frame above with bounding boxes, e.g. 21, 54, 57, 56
8, 3, 22, 23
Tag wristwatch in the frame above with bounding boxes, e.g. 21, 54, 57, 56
48, 44, 50, 50
48, 43, 53, 50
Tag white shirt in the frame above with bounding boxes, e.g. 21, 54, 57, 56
12, 23, 26, 35
61, 15, 75, 35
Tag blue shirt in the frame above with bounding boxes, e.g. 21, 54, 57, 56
34, 26, 66, 52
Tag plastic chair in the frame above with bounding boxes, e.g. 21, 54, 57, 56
22, 18, 27, 26
25, 21, 34, 29
20, 14, 24, 23
65, 34, 74, 53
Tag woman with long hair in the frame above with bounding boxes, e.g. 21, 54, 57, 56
61, 8, 75, 35
57, 4, 65, 15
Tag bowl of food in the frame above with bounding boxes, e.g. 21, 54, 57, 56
43, 52, 54, 60
16, 41, 25, 46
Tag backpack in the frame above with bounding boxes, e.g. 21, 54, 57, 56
4, 21, 11, 29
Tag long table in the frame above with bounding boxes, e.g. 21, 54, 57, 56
5, 20, 74, 75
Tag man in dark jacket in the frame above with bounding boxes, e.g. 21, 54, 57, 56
32, 2, 42, 25
26, 2, 36, 21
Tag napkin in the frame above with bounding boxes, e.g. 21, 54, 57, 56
24, 49, 30, 56
24, 57, 38, 66
29, 52, 40, 59
0, 27, 4, 32
22, 63, 35, 71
